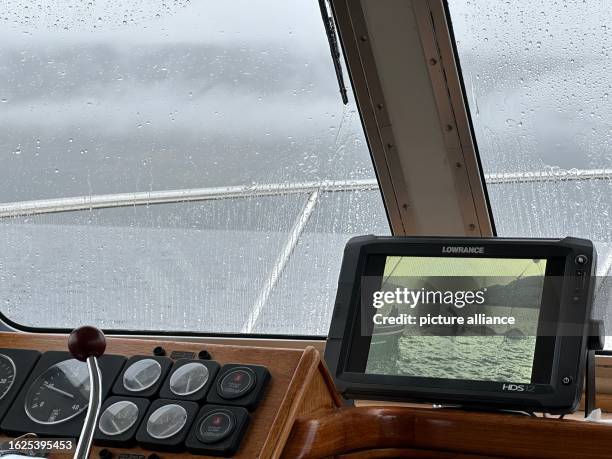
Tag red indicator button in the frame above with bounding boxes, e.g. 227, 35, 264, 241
217, 367, 256, 400
197, 411, 235, 444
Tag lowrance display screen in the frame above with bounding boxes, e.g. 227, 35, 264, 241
326, 236, 596, 413
363, 256, 547, 383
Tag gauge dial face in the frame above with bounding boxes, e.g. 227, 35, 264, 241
0, 354, 16, 400
146, 404, 187, 439
99, 401, 139, 436
123, 359, 162, 392
25, 359, 90, 425
169, 362, 209, 396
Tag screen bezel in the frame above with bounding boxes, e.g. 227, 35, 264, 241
325, 236, 595, 413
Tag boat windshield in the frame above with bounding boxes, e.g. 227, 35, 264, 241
0, 0, 390, 335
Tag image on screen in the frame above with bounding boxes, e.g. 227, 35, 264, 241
365, 257, 547, 383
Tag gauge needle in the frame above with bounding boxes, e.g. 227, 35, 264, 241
111, 418, 121, 431
44, 384, 74, 399
157, 424, 179, 438
132, 375, 145, 389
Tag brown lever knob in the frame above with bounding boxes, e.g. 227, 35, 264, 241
68, 325, 106, 362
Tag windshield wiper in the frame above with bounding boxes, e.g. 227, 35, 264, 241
319, 0, 349, 105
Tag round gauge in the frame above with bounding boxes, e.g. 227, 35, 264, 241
25, 359, 90, 425
0, 354, 16, 400
123, 359, 162, 392
169, 362, 209, 396
146, 404, 187, 439
98, 401, 140, 436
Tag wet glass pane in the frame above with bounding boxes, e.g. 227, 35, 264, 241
1, 197, 303, 331
448, 0, 612, 344
256, 189, 390, 335
0, 1, 389, 333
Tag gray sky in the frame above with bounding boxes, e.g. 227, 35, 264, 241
0, 0, 373, 202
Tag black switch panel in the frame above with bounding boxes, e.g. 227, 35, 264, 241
112, 355, 173, 398
0, 348, 39, 424
159, 359, 220, 402
94, 396, 150, 447
185, 405, 250, 457
135, 399, 199, 452
1, 351, 125, 437
206, 364, 270, 411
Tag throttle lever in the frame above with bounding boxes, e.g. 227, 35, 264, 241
68, 326, 106, 459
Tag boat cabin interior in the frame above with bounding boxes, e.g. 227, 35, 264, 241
0, 0, 611, 458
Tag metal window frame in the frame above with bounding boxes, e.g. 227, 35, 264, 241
413, 0, 495, 235
330, 0, 494, 237
329, 0, 414, 235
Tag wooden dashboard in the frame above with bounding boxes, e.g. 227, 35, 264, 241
0, 332, 611, 458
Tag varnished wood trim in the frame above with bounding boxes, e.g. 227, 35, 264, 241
284, 406, 415, 459
261, 346, 323, 458
318, 359, 344, 408
284, 406, 612, 459
337, 448, 498, 459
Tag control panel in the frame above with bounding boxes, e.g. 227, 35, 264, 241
0, 332, 339, 458
0, 350, 267, 456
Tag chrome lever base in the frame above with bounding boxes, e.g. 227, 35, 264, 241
73, 357, 102, 459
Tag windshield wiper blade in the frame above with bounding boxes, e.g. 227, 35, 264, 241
319, 0, 349, 105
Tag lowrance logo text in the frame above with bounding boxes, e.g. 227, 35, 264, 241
441, 246, 485, 254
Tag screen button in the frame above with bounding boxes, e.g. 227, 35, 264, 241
575, 255, 588, 266
575, 269, 586, 290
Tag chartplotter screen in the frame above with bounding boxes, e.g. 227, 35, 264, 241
364, 256, 547, 383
